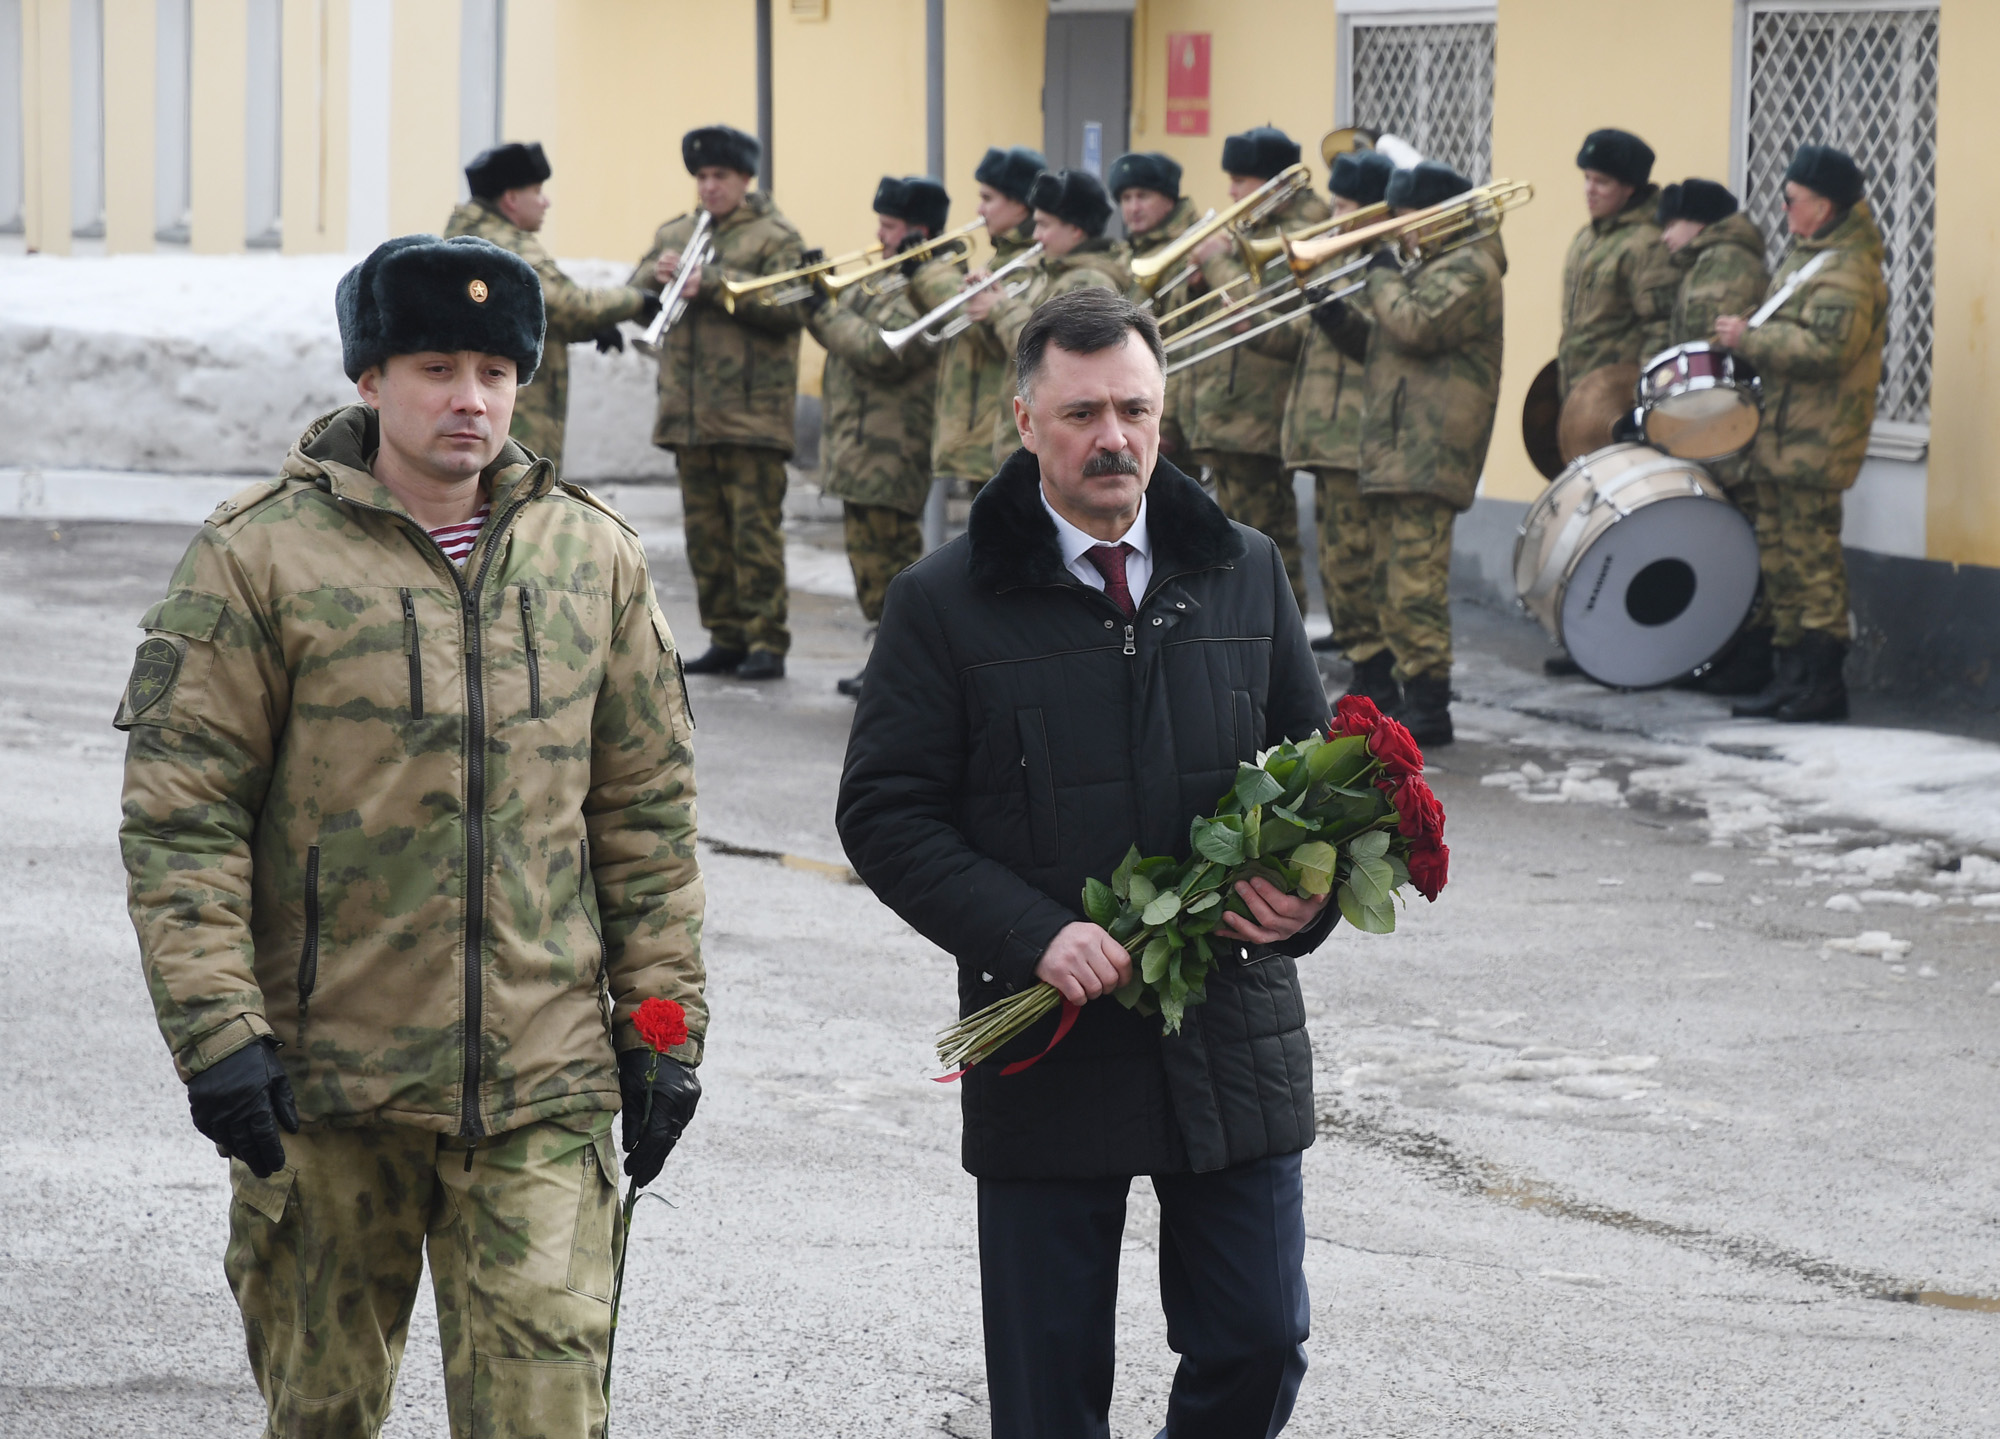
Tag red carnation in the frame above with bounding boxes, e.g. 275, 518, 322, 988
1392, 775, 1446, 840
1408, 839, 1449, 901
633, 997, 688, 1052
1328, 694, 1383, 738
1366, 716, 1425, 779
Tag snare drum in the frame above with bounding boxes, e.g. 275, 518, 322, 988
1638, 342, 1761, 461
1513, 443, 1759, 688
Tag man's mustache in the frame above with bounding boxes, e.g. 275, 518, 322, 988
1082, 450, 1142, 478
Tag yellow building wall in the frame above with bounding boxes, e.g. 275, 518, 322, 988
22, 0, 70, 255
387, 2, 459, 237
280, 0, 348, 253
102, 0, 154, 253
188, 0, 247, 254
1129, 0, 1337, 216
941, 0, 1046, 233
1488, 0, 1736, 506
1928, 0, 2000, 568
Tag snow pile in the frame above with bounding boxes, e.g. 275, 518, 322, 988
1822, 930, 1912, 960
0, 253, 671, 481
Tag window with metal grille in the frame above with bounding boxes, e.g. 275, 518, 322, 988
1342, 15, 1496, 184
1739, 3, 1937, 434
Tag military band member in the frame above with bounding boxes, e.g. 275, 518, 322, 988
804, 176, 949, 697
913, 146, 1046, 497
963, 168, 1131, 465
1656, 178, 1775, 695
1182, 125, 1331, 612
1280, 149, 1395, 692
1325, 161, 1505, 746
1111, 150, 1199, 459
117, 234, 705, 1437
1560, 128, 1678, 394
632, 124, 809, 681
444, 142, 655, 471
1714, 145, 1885, 724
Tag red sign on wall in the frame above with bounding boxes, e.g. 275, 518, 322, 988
1165, 32, 1211, 136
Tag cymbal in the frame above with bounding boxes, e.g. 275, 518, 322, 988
1558, 363, 1641, 464
1319, 127, 1379, 167
1521, 358, 1564, 480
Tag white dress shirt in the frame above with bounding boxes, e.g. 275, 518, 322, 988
1040, 485, 1154, 604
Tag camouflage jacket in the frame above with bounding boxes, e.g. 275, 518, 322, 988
1558, 187, 1678, 393
1127, 197, 1204, 457
983, 238, 1132, 464
916, 219, 1037, 483
1734, 202, 1888, 491
631, 191, 808, 454
116, 405, 705, 1137
444, 200, 647, 471
1182, 187, 1332, 457
807, 267, 939, 516
1281, 303, 1369, 472
1356, 233, 1507, 510
1669, 211, 1769, 349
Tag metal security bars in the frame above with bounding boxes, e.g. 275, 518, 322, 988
1740, 3, 1938, 428
1345, 17, 1496, 185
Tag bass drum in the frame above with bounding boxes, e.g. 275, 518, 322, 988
1513, 444, 1759, 688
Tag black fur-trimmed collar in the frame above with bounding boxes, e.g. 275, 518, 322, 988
966, 446, 1244, 593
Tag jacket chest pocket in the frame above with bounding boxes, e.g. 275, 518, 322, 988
490, 585, 610, 735
1016, 707, 1059, 866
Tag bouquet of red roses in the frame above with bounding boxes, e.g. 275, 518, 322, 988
936, 696, 1448, 1075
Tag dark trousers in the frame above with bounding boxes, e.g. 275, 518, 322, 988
977, 1152, 1309, 1439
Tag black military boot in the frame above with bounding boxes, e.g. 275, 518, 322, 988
1730, 643, 1807, 718
1344, 650, 1402, 712
1774, 631, 1849, 723
683, 644, 746, 675
1398, 671, 1454, 748
1543, 651, 1583, 677
1698, 626, 1775, 696
736, 650, 786, 681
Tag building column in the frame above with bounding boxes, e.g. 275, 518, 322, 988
101, 0, 154, 252
188, 0, 246, 252
22, 0, 72, 254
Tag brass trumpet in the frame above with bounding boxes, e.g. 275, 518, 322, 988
880, 243, 1044, 353
720, 243, 881, 314
820, 216, 989, 298
1128, 163, 1313, 298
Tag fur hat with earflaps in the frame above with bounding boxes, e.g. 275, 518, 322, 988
1386, 161, 1473, 212
683, 125, 760, 177
974, 146, 1049, 206
873, 176, 951, 237
1220, 125, 1301, 181
464, 142, 552, 200
1784, 144, 1864, 210
1656, 178, 1739, 227
1027, 169, 1114, 238
336, 235, 544, 383
1330, 150, 1395, 206
1107, 151, 1182, 202
1576, 129, 1655, 188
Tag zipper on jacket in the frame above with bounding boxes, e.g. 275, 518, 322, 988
1122, 622, 1136, 657
520, 587, 541, 719
298, 844, 321, 1018
581, 837, 609, 987
1391, 378, 1407, 446
400, 588, 424, 721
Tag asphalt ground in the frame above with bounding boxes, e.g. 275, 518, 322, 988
1, 509, 1995, 1437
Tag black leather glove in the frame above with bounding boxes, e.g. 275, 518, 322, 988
592, 326, 626, 354
1313, 297, 1351, 340
186, 1039, 298, 1178
799, 247, 827, 267
636, 291, 663, 325
617, 1049, 701, 1187
1368, 248, 1402, 274
1313, 298, 1369, 364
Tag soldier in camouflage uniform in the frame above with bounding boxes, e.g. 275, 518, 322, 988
1111, 151, 1200, 460
913, 146, 1046, 496
805, 175, 948, 696
1321, 162, 1506, 747
1559, 129, 1679, 394
1280, 149, 1394, 691
1180, 126, 1331, 612
444, 142, 655, 472
117, 235, 705, 1439
965, 169, 1131, 465
1716, 146, 1886, 724
1654, 178, 1775, 694
632, 125, 809, 681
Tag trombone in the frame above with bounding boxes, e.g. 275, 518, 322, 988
1163, 180, 1534, 376
1129, 163, 1314, 305
1153, 200, 1386, 334
881, 243, 1044, 353
635, 209, 714, 355
720, 243, 881, 314
821, 217, 989, 299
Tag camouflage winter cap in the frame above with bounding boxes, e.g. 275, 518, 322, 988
335, 235, 544, 383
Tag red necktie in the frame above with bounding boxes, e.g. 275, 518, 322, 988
1084, 542, 1136, 618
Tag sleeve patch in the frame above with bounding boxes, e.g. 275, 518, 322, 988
124, 637, 184, 718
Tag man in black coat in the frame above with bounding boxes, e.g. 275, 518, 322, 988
837, 288, 1336, 1439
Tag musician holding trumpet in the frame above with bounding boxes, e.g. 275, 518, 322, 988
631, 124, 809, 681
1111, 151, 1201, 458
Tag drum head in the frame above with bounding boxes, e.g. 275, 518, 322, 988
1559, 496, 1759, 688
1644, 389, 1761, 461
1521, 359, 1564, 480
1558, 363, 1641, 464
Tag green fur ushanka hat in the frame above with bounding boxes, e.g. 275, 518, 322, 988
336, 235, 545, 383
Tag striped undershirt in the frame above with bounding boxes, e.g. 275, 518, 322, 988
428, 503, 491, 568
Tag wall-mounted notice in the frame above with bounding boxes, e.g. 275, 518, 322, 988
1166, 33, 1211, 137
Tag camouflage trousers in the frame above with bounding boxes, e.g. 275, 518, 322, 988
1724, 481, 1770, 630
1363, 493, 1456, 682
676, 444, 790, 656
1198, 450, 1308, 613
225, 1115, 620, 1439
1752, 481, 1850, 645
1309, 467, 1382, 660
843, 501, 923, 625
